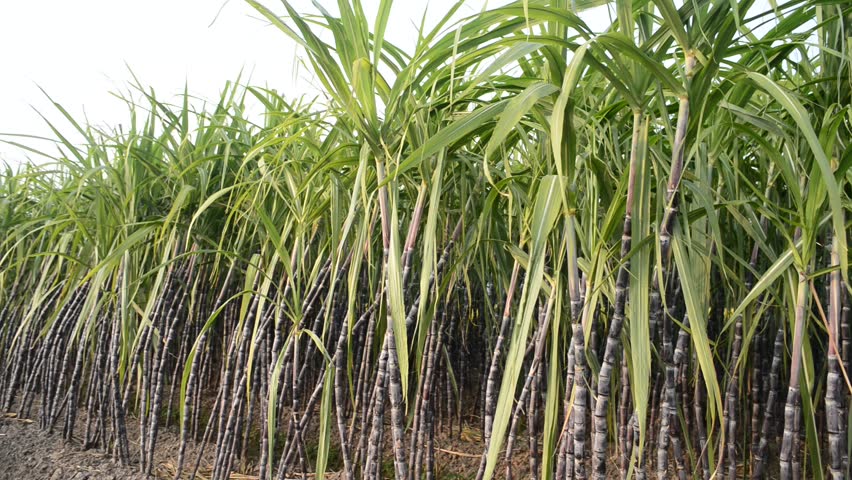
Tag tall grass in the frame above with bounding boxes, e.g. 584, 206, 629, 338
1, 0, 851, 479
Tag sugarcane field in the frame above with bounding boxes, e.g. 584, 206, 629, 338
1, 0, 851, 478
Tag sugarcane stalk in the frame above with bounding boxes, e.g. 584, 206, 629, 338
364, 343, 389, 479
410, 304, 441, 480
592, 110, 642, 479
720, 312, 744, 480
190, 387, 224, 480
363, 162, 431, 480
146, 259, 195, 475
749, 328, 763, 476
108, 305, 130, 466
291, 326, 309, 479
385, 290, 409, 480
174, 263, 235, 479
505, 298, 551, 480
333, 312, 357, 480
842, 292, 850, 380
619, 356, 632, 475
652, 52, 694, 478
217, 309, 273, 480
475, 262, 521, 480
484, 262, 521, 442
415, 303, 449, 480
557, 342, 576, 480
567, 214, 588, 480
425, 386, 436, 480
61, 306, 100, 439
82, 314, 107, 447
826, 233, 845, 480
670, 314, 690, 480
6, 285, 67, 413
166, 297, 195, 428
647, 372, 662, 469
779, 269, 808, 479
529, 357, 542, 480
752, 327, 783, 479
632, 412, 646, 480
841, 286, 850, 478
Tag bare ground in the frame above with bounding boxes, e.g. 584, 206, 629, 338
0, 413, 148, 480
1, 401, 536, 480
0, 405, 215, 480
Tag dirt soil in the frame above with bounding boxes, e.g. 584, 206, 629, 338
0, 413, 148, 479
1, 404, 525, 480
0, 403, 220, 480
0, 411, 492, 480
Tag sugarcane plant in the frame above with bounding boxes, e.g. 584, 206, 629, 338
1, 0, 851, 479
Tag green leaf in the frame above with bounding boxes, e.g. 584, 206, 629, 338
653, 0, 690, 50
747, 72, 847, 280
393, 100, 509, 178
386, 181, 409, 398
672, 230, 723, 439
486, 81, 558, 159
628, 116, 652, 456
551, 42, 589, 185
315, 366, 335, 480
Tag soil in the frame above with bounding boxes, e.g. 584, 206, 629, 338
0, 407, 214, 480
0, 410, 532, 479
0, 401, 526, 480
0, 413, 147, 479
0, 412, 488, 479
